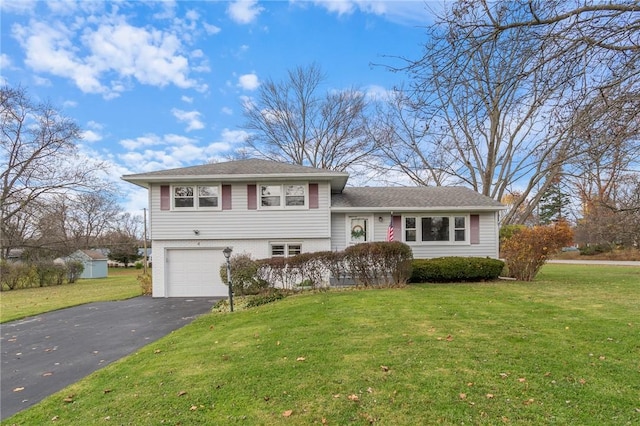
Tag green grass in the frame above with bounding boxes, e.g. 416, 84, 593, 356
0, 268, 142, 323
3, 264, 640, 425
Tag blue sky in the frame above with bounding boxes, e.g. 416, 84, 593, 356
1, 0, 437, 212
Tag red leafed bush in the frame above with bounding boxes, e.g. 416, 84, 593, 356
501, 221, 573, 281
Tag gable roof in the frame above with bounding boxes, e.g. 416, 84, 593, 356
122, 159, 349, 192
331, 187, 505, 211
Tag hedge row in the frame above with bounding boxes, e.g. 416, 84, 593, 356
0, 260, 85, 291
409, 257, 505, 283
221, 241, 414, 293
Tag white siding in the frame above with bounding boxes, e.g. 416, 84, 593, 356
330, 211, 500, 259
152, 238, 331, 297
150, 182, 331, 241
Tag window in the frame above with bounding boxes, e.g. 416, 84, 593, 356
173, 185, 219, 209
261, 185, 281, 207
405, 217, 416, 242
271, 243, 302, 257
422, 217, 449, 241
454, 216, 466, 241
404, 215, 468, 243
260, 184, 306, 208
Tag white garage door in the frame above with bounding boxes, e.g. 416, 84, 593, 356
166, 249, 229, 297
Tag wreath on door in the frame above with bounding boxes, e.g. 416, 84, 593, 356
351, 224, 365, 239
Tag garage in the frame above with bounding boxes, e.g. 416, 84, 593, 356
166, 248, 229, 297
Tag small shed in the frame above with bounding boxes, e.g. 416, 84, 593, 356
57, 249, 109, 279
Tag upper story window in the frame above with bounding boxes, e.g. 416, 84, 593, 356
404, 215, 468, 243
260, 184, 306, 209
173, 185, 219, 210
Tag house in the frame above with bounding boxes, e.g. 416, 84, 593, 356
122, 159, 505, 298
55, 249, 109, 279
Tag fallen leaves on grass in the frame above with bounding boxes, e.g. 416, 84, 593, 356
178, 390, 187, 396
283, 409, 293, 417
296, 356, 306, 362
63, 395, 75, 403
348, 394, 359, 402
380, 365, 389, 372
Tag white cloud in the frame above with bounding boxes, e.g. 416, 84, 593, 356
308, 0, 435, 25
120, 134, 163, 151
171, 108, 205, 131
81, 129, 102, 142
181, 95, 194, 103
238, 73, 260, 90
203, 22, 221, 35
12, 14, 205, 99
0, 54, 13, 70
221, 128, 250, 144
221, 106, 233, 115
0, 0, 37, 14
227, 0, 264, 24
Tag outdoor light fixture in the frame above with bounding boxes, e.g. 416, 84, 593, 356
222, 247, 234, 312
193, 230, 200, 235
378, 216, 383, 222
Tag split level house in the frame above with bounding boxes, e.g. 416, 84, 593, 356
122, 159, 505, 298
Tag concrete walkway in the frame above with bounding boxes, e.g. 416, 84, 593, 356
1, 296, 219, 420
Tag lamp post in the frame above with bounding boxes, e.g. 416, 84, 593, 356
222, 247, 234, 312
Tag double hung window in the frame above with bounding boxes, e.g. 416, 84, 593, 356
173, 185, 219, 209
260, 184, 306, 208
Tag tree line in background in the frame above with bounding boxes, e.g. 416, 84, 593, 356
1, 86, 145, 263
2, 0, 638, 261
241, 0, 639, 249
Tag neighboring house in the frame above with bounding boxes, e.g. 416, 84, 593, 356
55, 249, 109, 279
122, 159, 505, 298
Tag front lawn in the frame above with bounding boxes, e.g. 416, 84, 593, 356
0, 268, 142, 323
3, 264, 639, 425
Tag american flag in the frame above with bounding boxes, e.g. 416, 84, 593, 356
386, 216, 394, 242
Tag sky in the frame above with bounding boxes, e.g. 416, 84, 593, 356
1, 0, 439, 213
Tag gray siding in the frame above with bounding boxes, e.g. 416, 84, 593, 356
331, 211, 500, 259
150, 182, 331, 240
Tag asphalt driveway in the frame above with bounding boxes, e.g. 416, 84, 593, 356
1, 296, 219, 420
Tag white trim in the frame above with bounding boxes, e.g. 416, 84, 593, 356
258, 182, 309, 210
171, 183, 222, 211
402, 214, 470, 245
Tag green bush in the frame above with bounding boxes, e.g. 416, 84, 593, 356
220, 253, 267, 295
1, 260, 38, 290
410, 257, 505, 283
245, 288, 287, 308
65, 260, 85, 283
34, 261, 67, 287
579, 244, 613, 256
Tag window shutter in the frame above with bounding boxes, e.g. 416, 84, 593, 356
470, 214, 480, 244
247, 184, 257, 210
309, 183, 319, 209
222, 185, 232, 210
160, 185, 170, 210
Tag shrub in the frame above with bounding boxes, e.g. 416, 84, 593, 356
220, 253, 267, 295
138, 273, 152, 295
579, 243, 613, 256
344, 241, 413, 287
410, 257, 505, 283
501, 221, 574, 281
0, 261, 38, 290
245, 288, 287, 308
134, 262, 143, 270
34, 261, 67, 287
66, 260, 85, 283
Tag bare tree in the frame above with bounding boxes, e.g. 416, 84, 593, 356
381, 3, 578, 224
0, 86, 108, 259
241, 63, 374, 172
